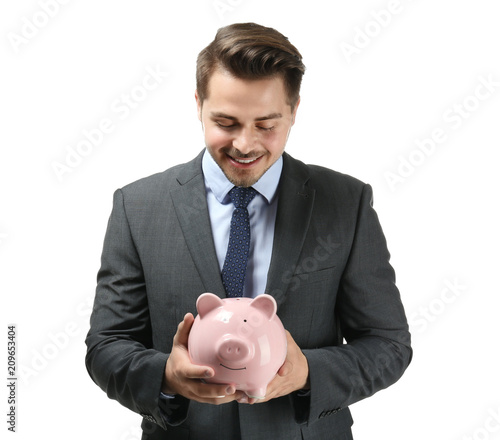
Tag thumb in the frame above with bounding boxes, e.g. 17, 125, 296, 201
174, 313, 195, 348
278, 358, 293, 377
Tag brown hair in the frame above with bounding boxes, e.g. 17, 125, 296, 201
196, 22, 305, 109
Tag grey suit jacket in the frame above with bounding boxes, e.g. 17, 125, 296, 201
85, 151, 412, 440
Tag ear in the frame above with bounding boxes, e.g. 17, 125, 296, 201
196, 293, 224, 318
250, 294, 277, 320
195, 90, 202, 122
291, 96, 300, 125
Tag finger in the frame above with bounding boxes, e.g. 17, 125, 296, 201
173, 313, 194, 347
183, 363, 215, 381
278, 331, 297, 376
277, 359, 292, 376
190, 381, 236, 400
236, 392, 249, 404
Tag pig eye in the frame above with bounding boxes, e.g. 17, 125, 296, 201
243, 319, 247, 322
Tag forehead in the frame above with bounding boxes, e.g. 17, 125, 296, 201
204, 69, 290, 116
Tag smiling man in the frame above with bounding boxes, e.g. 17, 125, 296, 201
86, 23, 412, 440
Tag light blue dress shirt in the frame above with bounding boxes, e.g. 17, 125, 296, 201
202, 150, 282, 298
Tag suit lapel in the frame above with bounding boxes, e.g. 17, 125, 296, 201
170, 152, 226, 298
265, 153, 315, 309
170, 151, 315, 305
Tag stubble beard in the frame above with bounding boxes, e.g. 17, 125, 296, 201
211, 148, 274, 188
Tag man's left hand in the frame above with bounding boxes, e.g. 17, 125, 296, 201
239, 330, 310, 404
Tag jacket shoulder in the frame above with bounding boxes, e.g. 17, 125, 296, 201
119, 152, 203, 199
308, 163, 366, 194
284, 153, 367, 197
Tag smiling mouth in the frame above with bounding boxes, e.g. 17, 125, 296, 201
220, 364, 247, 371
226, 153, 263, 166
232, 157, 259, 164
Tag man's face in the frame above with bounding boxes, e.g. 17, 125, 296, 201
196, 69, 299, 187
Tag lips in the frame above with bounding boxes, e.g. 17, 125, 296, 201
226, 153, 263, 168
232, 157, 258, 164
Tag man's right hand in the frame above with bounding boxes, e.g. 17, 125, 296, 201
163, 313, 246, 404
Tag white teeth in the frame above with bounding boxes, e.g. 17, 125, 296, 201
233, 157, 258, 164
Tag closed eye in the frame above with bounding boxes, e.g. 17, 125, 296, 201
215, 121, 274, 132
216, 122, 236, 129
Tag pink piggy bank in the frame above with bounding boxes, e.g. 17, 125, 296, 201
188, 292, 287, 399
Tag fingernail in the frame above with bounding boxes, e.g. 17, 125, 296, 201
238, 396, 248, 404
204, 370, 213, 378
225, 386, 235, 395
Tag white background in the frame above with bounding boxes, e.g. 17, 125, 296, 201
1, 1, 499, 439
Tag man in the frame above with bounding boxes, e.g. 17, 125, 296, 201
85, 22, 412, 439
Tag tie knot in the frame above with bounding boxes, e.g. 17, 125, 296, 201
229, 186, 257, 209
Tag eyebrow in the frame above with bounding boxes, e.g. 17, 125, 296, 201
210, 112, 283, 122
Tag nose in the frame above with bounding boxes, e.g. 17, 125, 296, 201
232, 128, 255, 154
216, 337, 253, 366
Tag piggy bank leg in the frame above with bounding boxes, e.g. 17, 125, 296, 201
245, 388, 266, 399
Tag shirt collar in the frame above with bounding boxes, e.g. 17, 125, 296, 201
202, 149, 283, 205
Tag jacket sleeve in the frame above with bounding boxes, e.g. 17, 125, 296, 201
301, 184, 412, 425
85, 189, 189, 430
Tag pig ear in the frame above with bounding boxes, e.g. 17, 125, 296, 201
250, 294, 277, 320
196, 293, 224, 318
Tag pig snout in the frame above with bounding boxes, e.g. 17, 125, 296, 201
216, 337, 253, 367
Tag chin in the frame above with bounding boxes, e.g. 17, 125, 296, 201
220, 164, 262, 188
225, 173, 259, 188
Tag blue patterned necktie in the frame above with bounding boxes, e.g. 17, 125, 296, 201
221, 186, 257, 297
